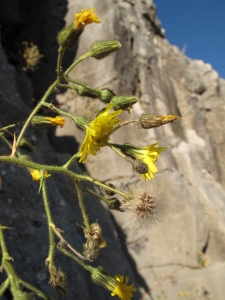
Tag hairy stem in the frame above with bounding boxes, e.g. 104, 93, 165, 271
0, 122, 24, 132
63, 52, 91, 77
41, 180, 55, 270
16, 79, 59, 149
74, 180, 90, 230
57, 46, 65, 80
42, 102, 76, 120
0, 156, 127, 197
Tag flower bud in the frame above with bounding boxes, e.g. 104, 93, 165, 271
98, 88, 115, 103
72, 116, 89, 131
74, 84, 99, 98
138, 113, 180, 129
58, 8, 101, 50
89, 40, 121, 60
112, 96, 137, 111
58, 23, 83, 50
90, 266, 116, 291
31, 115, 65, 128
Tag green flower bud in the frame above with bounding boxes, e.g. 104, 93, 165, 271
98, 88, 115, 103
57, 23, 83, 50
89, 40, 121, 60
112, 96, 137, 111
72, 116, 89, 131
90, 266, 116, 291
74, 84, 99, 98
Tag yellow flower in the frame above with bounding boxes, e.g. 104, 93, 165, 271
78, 103, 122, 163
30, 170, 51, 182
75, 8, 101, 29
111, 275, 136, 300
134, 143, 166, 180
45, 116, 65, 128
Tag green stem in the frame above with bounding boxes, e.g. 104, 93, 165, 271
108, 143, 127, 159
0, 122, 24, 132
0, 156, 127, 197
41, 180, 55, 270
19, 280, 50, 300
0, 226, 21, 298
57, 46, 65, 80
57, 247, 91, 272
16, 79, 59, 149
112, 119, 138, 133
82, 187, 113, 204
0, 278, 10, 296
42, 102, 76, 120
63, 52, 91, 77
58, 83, 73, 89
63, 152, 80, 169
74, 180, 90, 230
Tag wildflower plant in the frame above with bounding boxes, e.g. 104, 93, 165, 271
0, 8, 180, 300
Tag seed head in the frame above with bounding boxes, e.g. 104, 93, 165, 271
121, 181, 164, 229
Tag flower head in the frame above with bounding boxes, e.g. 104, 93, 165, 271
111, 275, 137, 300
118, 143, 166, 180
121, 181, 164, 229
90, 266, 136, 300
45, 116, 65, 128
78, 103, 122, 163
75, 8, 101, 29
30, 170, 51, 182
134, 143, 166, 180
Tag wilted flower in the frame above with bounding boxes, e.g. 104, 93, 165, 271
121, 181, 164, 229
138, 112, 180, 129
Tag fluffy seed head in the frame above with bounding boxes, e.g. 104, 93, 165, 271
121, 181, 164, 229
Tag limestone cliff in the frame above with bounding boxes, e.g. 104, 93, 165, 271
0, 0, 225, 299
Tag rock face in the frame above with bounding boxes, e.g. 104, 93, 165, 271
0, 0, 225, 299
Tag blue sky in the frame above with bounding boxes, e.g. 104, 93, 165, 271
154, 0, 225, 79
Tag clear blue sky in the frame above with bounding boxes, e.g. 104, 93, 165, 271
154, 0, 225, 79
